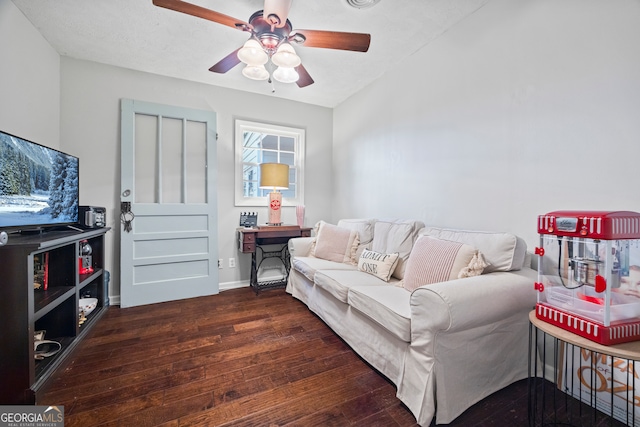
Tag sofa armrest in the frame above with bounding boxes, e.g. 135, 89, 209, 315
410, 268, 537, 337
288, 236, 315, 258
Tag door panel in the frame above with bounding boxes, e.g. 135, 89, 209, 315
120, 99, 218, 308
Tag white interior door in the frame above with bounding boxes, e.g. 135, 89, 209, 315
120, 99, 218, 308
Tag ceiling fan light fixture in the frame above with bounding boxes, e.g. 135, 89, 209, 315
153, 0, 373, 89
273, 66, 299, 84
242, 64, 270, 81
238, 39, 268, 66
271, 43, 301, 68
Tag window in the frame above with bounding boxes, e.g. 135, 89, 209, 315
235, 120, 305, 207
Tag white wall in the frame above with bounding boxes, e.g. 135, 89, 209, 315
0, 0, 60, 147
333, 0, 640, 249
59, 58, 333, 299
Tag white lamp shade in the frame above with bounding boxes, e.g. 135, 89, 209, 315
242, 64, 269, 81
273, 66, 299, 84
237, 39, 268, 66
259, 163, 289, 190
271, 43, 301, 68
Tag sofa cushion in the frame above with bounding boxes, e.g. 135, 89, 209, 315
403, 236, 484, 292
315, 270, 400, 303
358, 249, 400, 282
348, 285, 412, 342
311, 221, 359, 264
337, 218, 376, 247
292, 257, 357, 282
371, 219, 425, 280
337, 218, 377, 259
420, 227, 526, 273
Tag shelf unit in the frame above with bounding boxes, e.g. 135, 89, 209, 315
0, 227, 109, 404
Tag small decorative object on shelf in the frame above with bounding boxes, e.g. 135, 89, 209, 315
33, 330, 61, 360
239, 212, 258, 228
79, 297, 98, 317
78, 239, 93, 275
534, 210, 640, 345
33, 253, 45, 291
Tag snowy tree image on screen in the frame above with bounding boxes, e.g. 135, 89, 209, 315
48, 153, 78, 221
0, 131, 78, 227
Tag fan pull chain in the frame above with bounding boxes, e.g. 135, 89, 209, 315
267, 62, 276, 93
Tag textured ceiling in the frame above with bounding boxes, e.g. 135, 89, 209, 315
11, 0, 489, 108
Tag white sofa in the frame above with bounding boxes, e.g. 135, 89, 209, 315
286, 218, 537, 426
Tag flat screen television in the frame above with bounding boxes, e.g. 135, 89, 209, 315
0, 129, 79, 232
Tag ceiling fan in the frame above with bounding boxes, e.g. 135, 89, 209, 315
152, 0, 371, 88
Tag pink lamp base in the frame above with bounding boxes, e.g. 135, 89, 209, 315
267, 191, 282, 225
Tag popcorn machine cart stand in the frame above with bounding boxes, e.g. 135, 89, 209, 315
534, 210, 640, 345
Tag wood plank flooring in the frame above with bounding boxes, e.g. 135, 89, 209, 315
40, 288, 530, 426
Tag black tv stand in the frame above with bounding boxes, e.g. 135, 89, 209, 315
0, 227, 110, 404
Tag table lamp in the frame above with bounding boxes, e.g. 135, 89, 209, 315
259, 163, 289, 226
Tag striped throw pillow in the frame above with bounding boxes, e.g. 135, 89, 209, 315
403, 236, 486, 292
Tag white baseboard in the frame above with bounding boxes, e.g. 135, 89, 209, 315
219, 280, 250, 291
108, 280, 251, 305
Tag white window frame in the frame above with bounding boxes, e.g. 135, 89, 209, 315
234, 119, 305, 207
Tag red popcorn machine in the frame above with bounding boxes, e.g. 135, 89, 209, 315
534, 210, 640, 345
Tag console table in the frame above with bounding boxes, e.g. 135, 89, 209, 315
237, 225, 312, 294
528, 310, 640, 426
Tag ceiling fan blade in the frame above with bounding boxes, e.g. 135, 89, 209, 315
295, 64, 314, 88
291, 29, 371, 52
152, 0, 250, 30
209, 48, 242, 73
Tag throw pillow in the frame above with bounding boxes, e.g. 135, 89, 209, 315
358, 249, 400, 282
312, 221, 360, 264
403, 236, 487, 292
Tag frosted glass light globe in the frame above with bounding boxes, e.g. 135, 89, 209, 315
242, 64, 269, 81
273, 66, 299, 83
272, 43, 301, 68
238, 39, 268, 66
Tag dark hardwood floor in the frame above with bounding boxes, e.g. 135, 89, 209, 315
41, 288, 534, 426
